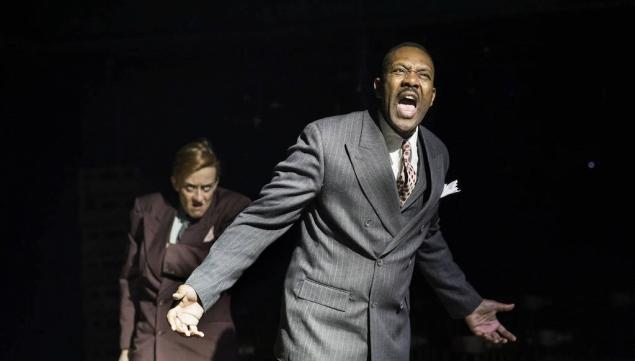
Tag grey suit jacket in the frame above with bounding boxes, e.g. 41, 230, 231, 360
187, 110, 482, 361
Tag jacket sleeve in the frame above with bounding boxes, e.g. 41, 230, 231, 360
162, 195, 252, 279
118, 198, 143, 350
187, 122, 325, 311
414, 136, 482, 319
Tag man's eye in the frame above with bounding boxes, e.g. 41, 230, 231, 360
202, 186, 212, 192
393, 68, 406, 74
185, 186, 195, 192
417, 72, 431, 79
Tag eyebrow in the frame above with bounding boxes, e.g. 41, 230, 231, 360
392, 63, 433, 72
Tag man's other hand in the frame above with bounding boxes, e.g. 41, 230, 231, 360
465, 299, 517, 344
166, 284, 205, 337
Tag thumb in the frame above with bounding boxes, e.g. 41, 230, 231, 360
173, 284, 193, 300
497, 303, 515, 312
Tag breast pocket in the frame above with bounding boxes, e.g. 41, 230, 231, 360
294, 278, 350, 312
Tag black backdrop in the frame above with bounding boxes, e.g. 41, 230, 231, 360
2, 1, 634, 360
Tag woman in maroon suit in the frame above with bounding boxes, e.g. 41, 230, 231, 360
118, 139, 251, 361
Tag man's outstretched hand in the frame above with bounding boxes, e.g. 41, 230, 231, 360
166, 284, 205, 337
465, 299, 517, 344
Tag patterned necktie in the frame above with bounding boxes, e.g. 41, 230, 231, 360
397, 140, 417, 207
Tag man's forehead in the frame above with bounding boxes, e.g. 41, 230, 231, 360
184, 180, 215, 185
389, 47, 433, 66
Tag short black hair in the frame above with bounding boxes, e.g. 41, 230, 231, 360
380, 41, 434, 77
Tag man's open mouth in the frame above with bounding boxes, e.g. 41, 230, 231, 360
396, 92, 418, 118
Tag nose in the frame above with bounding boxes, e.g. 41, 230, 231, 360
193, 189, 203, 202
401, 70, 419, 88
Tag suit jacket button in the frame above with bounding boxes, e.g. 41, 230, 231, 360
370, 301, 376, 308
399, 301, 405, 311
158, 330, 165, 336
364, 219, 372, 227
377, 259, 383, 267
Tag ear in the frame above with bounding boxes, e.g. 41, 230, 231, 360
170, 176, 179, 191
430, 87, 437, 107
373, 77, 383, 99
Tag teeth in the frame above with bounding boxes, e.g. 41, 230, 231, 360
399, 95, 417, 105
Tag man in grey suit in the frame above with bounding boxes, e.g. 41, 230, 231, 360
167, 42, 517, 361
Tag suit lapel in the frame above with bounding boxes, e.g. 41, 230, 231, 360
346, 111, 402, 237
144, 199, 175, 278
380, 127, 444, 256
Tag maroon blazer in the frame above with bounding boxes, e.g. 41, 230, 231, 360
119, 187, 251, 361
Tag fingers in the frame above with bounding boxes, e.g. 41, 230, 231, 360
172, 291, 184, 300
188, 325, 205, 338
178, 317, 191, 337
169, 308, 191, 336
490, 331, 502, 343
480, 328, 516, 344
497, 324, 517, 342
173, 314, 189, 335
178, 311, 202, 326
483, 331, 496, 343
174, 314, 205, 337
166, 308, 178, 331
472, 326, 506, 344
167, 305, 204, 338
481, 330, 504, 344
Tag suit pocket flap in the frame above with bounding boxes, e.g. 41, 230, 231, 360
295, 278, 350, 312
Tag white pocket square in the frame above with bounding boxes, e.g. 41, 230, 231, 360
203, 226, 215, 243
441, 180, 460, 198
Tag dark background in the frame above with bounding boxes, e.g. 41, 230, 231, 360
2, 1, 634, 360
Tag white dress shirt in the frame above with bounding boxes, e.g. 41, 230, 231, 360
168, 214, 188, 244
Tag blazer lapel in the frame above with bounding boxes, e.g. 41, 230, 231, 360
380, 127, 444, 256
346, 111, 402, 237
144, 201, 175, 278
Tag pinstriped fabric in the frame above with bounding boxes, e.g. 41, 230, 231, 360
186, 110, 482, 361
